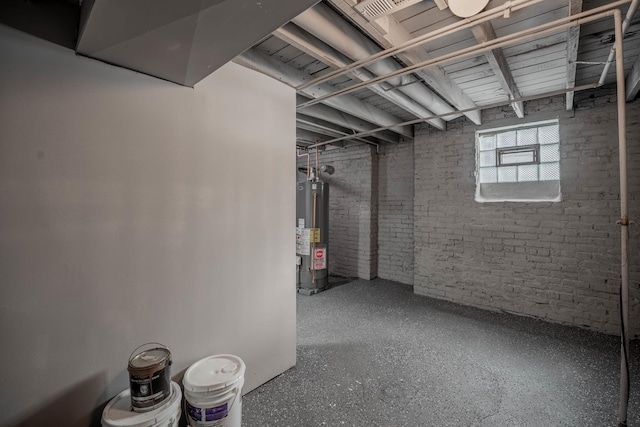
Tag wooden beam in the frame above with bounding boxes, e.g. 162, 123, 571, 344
565, 0, 583, 110
274, 24, 446, 130
433, 0, 448, 10
471, 21, 524, 118
297, 115, 381, 145
626, 54, 640, 101
298, 96, 401, 143
328, 0, 482, 125
235, 48, 414, 138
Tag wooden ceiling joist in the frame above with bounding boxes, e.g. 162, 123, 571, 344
626, 54, 640, 101
565, 0, 583, 110
471, 21, 525, 119
328, 0, 482, 125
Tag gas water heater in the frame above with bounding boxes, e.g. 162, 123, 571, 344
296, 167, 330, 295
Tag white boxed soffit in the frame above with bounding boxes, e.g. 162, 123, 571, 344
355, 0, 423, 20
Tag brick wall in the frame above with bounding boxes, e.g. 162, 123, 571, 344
378, 141, 414, 285
413, 87, 640, 336
297, 145, 378, 279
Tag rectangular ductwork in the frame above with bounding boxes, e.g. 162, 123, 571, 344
354, 0, 423, 20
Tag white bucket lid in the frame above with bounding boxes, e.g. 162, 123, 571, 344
183, 354, 246, 393
102, 382, 181, 427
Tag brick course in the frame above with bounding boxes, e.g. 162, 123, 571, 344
413, 87, 640, 336
296, 87, 639, 337
378, 141, 414, 285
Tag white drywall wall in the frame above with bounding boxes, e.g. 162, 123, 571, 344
0, 24, 295, 427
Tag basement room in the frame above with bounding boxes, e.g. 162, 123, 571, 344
1, 0, 639, 426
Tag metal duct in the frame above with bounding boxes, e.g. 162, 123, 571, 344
298, 98, 401, 144
275, 23, 445, 129
293, 3, 457, 119
234, 48, 413, 138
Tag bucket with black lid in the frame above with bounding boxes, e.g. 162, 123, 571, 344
127, 343, 172, 412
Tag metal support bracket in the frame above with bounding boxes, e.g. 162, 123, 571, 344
616, 218, 635, 226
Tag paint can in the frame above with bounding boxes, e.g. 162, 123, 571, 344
102, 381, 181, 427
127, 343, 172, 412
183, 354, 246, 427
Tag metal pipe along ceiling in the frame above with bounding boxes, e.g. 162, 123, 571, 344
297, 2, 630, 111
299, 0, 546, 91
292, 3, 458, 119
275, 24, 446, 130
234, 49, 413, 138
599, 0, 639, 85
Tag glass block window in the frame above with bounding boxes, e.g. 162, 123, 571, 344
477, 121, 560, 183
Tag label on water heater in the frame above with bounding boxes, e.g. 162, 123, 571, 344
296, 227, 310, 255
298, 218, 305, 228
313, 246, 327, 270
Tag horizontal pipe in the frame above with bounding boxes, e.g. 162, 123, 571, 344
291, 7, 452, 126
297, 0, 548, 91
298, 6, 619, 110
234, 48, 413, 138
306, 83, 599, 148
298, 98, 400, 143
276, 24, 445, 129
599, 0, 638, 85
296, 117, 378, 146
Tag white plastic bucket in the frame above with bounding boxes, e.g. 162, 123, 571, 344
183, 354, 246, 427
102, 381, 182, 427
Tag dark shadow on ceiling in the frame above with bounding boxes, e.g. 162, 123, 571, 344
0, 0, 80, 50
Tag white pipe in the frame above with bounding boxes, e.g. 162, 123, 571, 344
599, 0, 639, 85
298, 0, 546, 91
234, 49, 413, 138
298, 5, 623, 110
306, 82, 599, 148
297, 116, 379, 147
275, 24, 446, 129
613, 8, 631, 426
293, 3, 458, 119
298, 99, 400, 144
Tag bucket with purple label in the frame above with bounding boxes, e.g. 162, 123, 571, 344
183, 354, 245, 427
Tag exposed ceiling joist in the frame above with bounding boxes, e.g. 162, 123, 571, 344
565, 0, 582, 110
274, 23, 446, 130
433, 0, 448, 11
328, 0, 481, 125
292, 4, 455, 128
626, 54, 640, 101
297, 97, 401, 143
234, 48, 413, 139
296, 127, 369, 149
297, 114, 380, 145
297, 127, 335, 145
471, 21, 524, 119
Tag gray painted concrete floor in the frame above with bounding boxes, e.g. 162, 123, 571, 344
242, 278, 640, 427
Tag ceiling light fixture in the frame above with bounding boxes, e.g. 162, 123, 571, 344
448, 0, 490, 17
